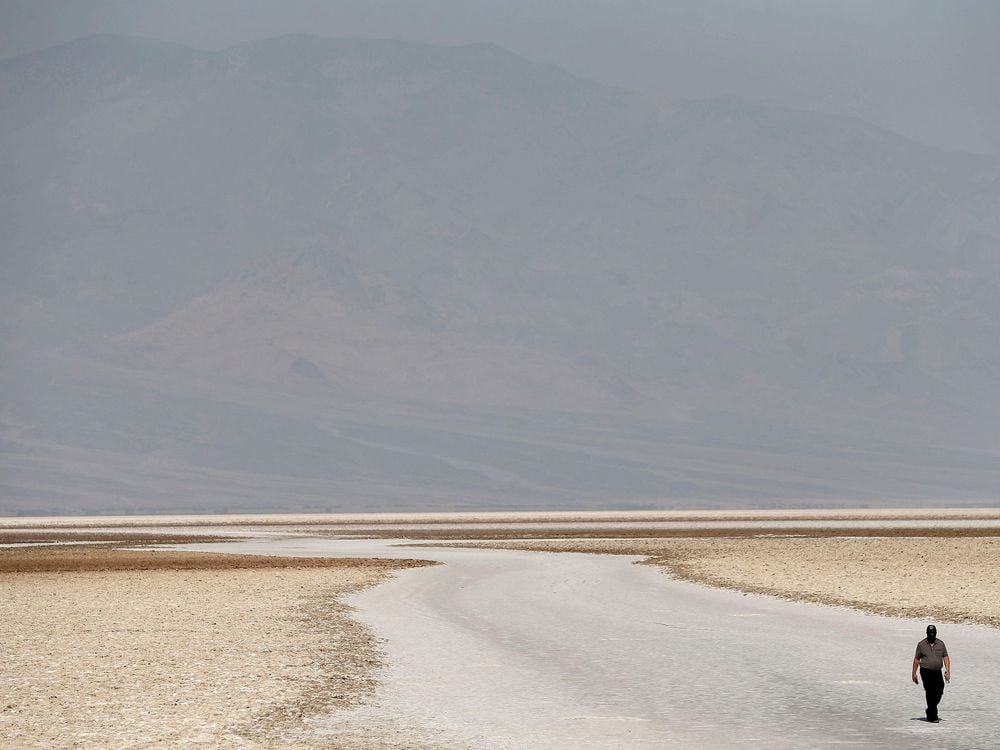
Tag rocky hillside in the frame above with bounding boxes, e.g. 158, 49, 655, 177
2, 34, 999, 513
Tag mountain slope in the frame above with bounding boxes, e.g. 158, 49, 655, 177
2, 34, 999, 513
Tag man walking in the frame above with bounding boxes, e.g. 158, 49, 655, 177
912, 624, 950, 722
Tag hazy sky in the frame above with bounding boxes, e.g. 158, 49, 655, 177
2, 1, 997, 155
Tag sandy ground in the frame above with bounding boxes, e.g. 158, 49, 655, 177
435, 535, 1000, 628
648, 536, 1000, 627
0, 548, 429, 750
3, 507, 999, 528
3, 511, 999, 748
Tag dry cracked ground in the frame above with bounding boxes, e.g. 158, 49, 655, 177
0, 537, 433, 749
2, 510, 999, 748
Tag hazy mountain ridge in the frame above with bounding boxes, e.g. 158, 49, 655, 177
2, 34, 999, 513
0, 34, 204, 133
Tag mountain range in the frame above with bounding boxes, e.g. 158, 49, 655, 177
2, 34, 999, 514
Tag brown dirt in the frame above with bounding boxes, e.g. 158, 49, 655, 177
0, 544, 431, 574
0, 531, 234, 544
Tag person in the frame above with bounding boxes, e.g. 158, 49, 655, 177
912, 624, 950, 722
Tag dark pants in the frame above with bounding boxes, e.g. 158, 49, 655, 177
920, 667, 945, 721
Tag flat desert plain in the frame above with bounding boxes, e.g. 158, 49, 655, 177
0, 536, 432, 749
2, 508, 999, 748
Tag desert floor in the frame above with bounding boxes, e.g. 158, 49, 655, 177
2, 509, 999, 748
434, 534, 1000, 628
0, 540, 430, 749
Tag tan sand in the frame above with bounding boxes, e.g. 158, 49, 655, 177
4, 507, 999, 528
646, 536, 1000, 627
4, 513, 998, 748
0, 551, 430, 750
434, 535, 1000, 628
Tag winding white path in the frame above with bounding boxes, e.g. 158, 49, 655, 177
185, 536, 1000, 749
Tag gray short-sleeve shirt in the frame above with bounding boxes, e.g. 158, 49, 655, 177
915, 638, 948, 671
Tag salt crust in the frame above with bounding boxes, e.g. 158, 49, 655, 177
1, 567, 395, 749
450, 536, 1000, 627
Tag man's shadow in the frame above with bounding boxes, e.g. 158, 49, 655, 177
910, 718, 945, 722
